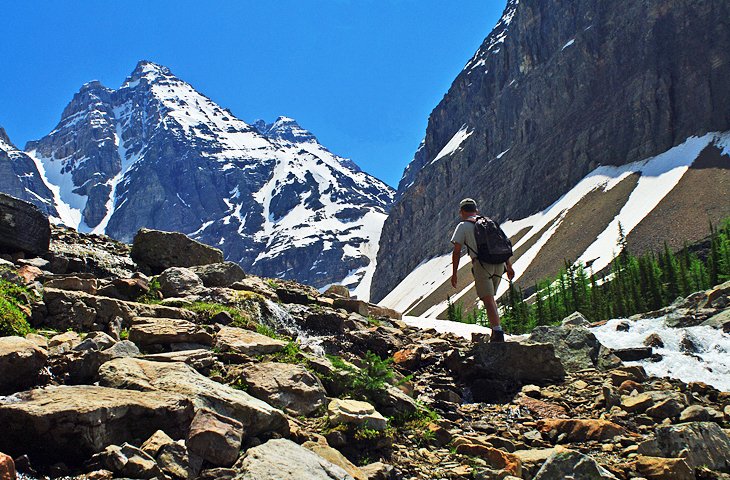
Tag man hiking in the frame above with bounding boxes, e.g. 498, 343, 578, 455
450, 198, 515, 342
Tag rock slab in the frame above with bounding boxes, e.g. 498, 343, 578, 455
0, 193, 51, 255
131, 228, 224, 274
0, 336, 47, 395
473, 342, 566, 383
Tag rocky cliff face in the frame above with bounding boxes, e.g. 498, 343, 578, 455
372, 0, 730, 302
22, 61, 394, 294
0, 128, 57, 217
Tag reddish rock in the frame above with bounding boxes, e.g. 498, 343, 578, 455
515, 396, 569, 419
537, 418, 627, 442
0, 452, 15, 480
455, 444, 522, 477
16, 265, 43, 284
636, 455, 693, 480
393, 348, 421, 370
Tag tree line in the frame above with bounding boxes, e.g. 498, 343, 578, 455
449, 218, 730, 334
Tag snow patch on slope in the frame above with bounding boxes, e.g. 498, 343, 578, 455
429, 125, 473, 165
26, 149, 84, 228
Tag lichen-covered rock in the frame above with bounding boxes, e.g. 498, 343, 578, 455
528, 325, 602, 372
158, 267, 204, 298
654, 421, 730, 470
533, 449, 618, 480
190, 262, 246, 288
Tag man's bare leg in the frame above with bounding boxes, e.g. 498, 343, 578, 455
482, 295, 501, 329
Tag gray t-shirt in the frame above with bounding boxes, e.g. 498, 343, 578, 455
451, 219, 478, 259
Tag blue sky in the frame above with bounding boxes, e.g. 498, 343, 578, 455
1, 1, 505, 187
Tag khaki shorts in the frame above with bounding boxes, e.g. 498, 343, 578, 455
471, 261, 505, 298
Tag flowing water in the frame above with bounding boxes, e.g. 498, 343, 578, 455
262, 299, 325, 357
591, 317, 730, 392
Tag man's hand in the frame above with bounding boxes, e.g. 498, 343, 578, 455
451, 274, 458, 288
506, 263, 515, 281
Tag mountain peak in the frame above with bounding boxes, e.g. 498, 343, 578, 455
0, 126, 12, 147
123, 60, 174, 87
254, 116, 318, 144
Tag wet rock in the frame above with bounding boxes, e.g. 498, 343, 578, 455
532, 449, 618, 480
328, 399, 387, 431
654, 422, 730, 470
613, 347, 653, 361
187, 409, 243, 467
233, 438, 354, 480
536, 419, 625, 443
0, 193, 51, 256
635, 455, 693, 480
190, 262, 246, 288
679, 331, 703, 354
528, 325, 601, 372
231, 277, 277, 300
643, 333, 664, 348
701, 308, 730, 332
129, 317, 213, 348
615, 321, 630, 332
240, 362, 327, 416
98, 357, 288, 436
472, 341, 565, 383
131, 228, 224, 275
158, 267, 204, 298
0, 385, 193, 465
0, 336, 47, 395
215, 326, 287, 356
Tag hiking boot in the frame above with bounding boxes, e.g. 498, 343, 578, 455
490, 330, 505, 343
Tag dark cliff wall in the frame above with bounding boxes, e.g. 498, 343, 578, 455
371, 0, 730, 302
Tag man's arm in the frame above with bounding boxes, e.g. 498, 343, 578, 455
505, 258, 515, 281
451, 243, 462, 288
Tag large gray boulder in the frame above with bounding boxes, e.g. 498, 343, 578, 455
472, 341, 565, 383
0, 193, 51, 255
131, 228, 224, 274
98, 357, 288, 436
190, 262, 246, 288
129, 317, 213, 348
528, 325, 602, 372
654, 422, 730, 470
233, 439, 355, 480
0, 336, 48, 394
158, 267, 204, 298
240, 362, 327, 416
0, 385, 193, 464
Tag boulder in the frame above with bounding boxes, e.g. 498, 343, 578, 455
366, 305, 402, 320
643, 333, 665, 348
233, 438, 355, 480
0, 385, 193, 464
0, 193, 51, 255
158, 267, 204, 298
654, 422, 730, 470
536, 419, 625, 443
157, 441, 198, 480
96, 277, 150, 301
328, 399, 387, 431
333, 299, 369, 316
528, 325, 601, 372
679, 404, 715, 422
0, 336, 47, 395
40, 287, 196, 332
131, 228, 224, 274
187, 409, 243, 467
613, 347, 653, 361
191, 262, 246, 288
129, 317, 214, 348
324, 285, 350, 299
240, 362, 327, 416
701, 308, 730, 332
532, 449, 618, 480
215, 326, 287, 356
140, 430, 175, 457
635, 456, 693, 480
645, 396, 685, 420
472, 341, 565, 383
359, 462, 393, 480
98, 357, 288, 436
74, 331, 117, 352
620, 393, 654, 413
374, 385, 419, 417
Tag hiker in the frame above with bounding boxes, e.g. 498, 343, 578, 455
450, 198, 515, 342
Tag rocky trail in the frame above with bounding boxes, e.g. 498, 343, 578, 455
0, 194, 729, 480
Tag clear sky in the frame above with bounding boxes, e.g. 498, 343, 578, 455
1, 1, 505, 188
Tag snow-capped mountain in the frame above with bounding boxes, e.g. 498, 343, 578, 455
0, 127, 57, 217
371, 0, 730, 303
20, 61, 394, 296
380, 132, 730, 318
